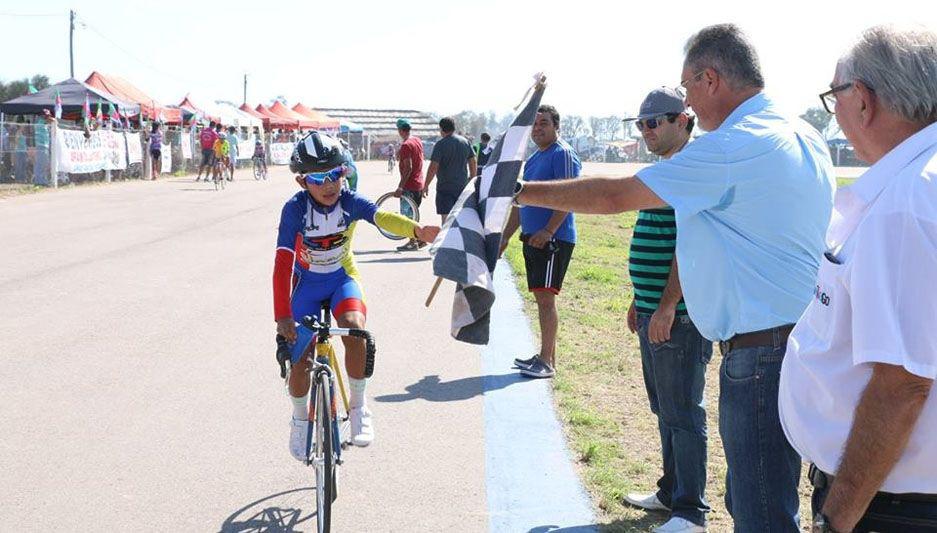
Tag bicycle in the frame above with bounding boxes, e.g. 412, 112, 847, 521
374, 191, 420, 241
252, 155, 268, 180
386, 154, 395, 173
212, 163, 225, 190
275, 301, 376, 533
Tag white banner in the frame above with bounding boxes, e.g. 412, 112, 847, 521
161, 143, 172, 173
270, 142, 292, 165
238, 136, 255, 160
102, 130, 127, 171
126, 132, 143, 165
181, 132, 192, 159
55, 128, 127, 174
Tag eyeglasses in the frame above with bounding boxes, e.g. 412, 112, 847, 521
304, 165, 346, 185
674, 70, 706, 98
635, 114, 676, 132
819, 81, 875, 115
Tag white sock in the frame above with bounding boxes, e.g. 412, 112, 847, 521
291, 394, 309, 421
349, 378, 367, 410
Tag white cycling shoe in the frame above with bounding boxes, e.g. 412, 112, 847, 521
349, 406, 374, 447
289, 417, 309, 462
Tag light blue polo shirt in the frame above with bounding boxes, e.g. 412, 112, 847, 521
636, 93, 835, 341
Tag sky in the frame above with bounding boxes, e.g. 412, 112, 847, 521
2, 0, 935, 122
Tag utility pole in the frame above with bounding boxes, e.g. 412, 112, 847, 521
243, 74, 247, 105
69, 10, 75, 78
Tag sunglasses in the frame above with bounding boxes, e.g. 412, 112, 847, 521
304, 165, 346, 185
635, 114, 676, 132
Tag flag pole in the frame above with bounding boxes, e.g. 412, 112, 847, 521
424, 277, 443, 307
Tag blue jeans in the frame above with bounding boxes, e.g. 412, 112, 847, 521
719, 340, 801, 532
811, 468, 937, 532
637, 313, 712, 526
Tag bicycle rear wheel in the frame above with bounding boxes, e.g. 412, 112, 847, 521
312, 373, 334, 533
374, 191, 420, 241
253, 159, 262, 180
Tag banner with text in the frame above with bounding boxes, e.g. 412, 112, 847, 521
181, 132, 192, 159
269, 142, 292, 165
238, 136, 255, 160
126, 132, 143, 164
55, 129, 128, 174
161, 143, 172, 173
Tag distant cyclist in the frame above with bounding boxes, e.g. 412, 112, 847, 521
212, 132, 229, 182
274, 131, 439, 459
252, 133, 267, 176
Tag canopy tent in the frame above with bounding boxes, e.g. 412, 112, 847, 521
0, 77, 139, 119
268, 101, 316, 129
214, 101, 263, 130
291, 103, 341, 130
254, 104, 298, 129
177, 94, 219, 124
85, 71, 182, 124
339, 120, 364, 133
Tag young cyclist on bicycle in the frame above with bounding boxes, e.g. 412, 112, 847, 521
252, 133, 267, 176
212, 134, 227, 182
274, 131, 439, 459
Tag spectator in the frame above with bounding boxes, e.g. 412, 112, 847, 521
197, 121, 219, 181
779, 25, 937, 532
621, 88, 711, 532
476, 132, 492, 176
226, 126, 239, 179
148, 122, 163, 178
394, 118, 426, 252
514, 24, 835, 531
33, 115, 50, 185
423, 117, 477, 224
501, 105, 580, 380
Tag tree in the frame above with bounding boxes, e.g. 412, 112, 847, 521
800, 106, 832, 136
589, 115, 623, 142
0, 74, 50, 103
560, 115, 589, 141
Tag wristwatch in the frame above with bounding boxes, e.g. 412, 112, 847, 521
512, 180, 525, 207
812, 513, 844, 533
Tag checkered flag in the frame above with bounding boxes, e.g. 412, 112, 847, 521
429, 75, 546, 344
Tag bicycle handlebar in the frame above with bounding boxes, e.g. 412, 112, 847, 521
273, 317, 376, 379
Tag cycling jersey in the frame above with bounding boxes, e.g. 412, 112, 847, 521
273, 189, 418, 320
213, 138, 229, 159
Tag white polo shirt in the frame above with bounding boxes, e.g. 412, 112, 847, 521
779, 121, 937, 494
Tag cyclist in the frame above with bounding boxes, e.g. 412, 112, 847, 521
274, 131, 439, 459
252, 133, 267, 177
212, 132, 229, 182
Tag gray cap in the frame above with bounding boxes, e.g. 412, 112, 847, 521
624, 87, 686, 121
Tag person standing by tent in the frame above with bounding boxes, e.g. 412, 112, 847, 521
226, 126, 239, 180
148, 122, 163, 178
197, 121, 219, 181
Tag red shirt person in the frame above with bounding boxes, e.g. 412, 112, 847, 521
394, 118, 426, 251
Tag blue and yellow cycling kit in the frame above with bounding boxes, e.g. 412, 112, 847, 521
273, 189, 417, 328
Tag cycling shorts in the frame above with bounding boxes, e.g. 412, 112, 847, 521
289, 271, 367, 363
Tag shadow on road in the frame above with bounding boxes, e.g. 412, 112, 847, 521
352, 249, 402, 255
357, 256, 430, 264
218, 487, 316, 533
528, 515, 665, 532
374, 373, 526, 403
178, 188, 220, 192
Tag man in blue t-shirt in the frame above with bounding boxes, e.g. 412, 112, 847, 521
501, 104, 581, 379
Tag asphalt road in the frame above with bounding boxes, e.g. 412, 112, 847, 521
0, 162, 489, 531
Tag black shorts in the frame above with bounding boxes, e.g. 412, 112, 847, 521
436, 191, 460, 215
201, 148, 214, 166
521, 235, 575, 294
402, 189, 423, 208
150, 149, 161, 159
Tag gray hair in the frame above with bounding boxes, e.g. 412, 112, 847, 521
684, 23, 764, 91
839, 25, 937, 125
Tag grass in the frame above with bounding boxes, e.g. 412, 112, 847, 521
503, 205, 823, 531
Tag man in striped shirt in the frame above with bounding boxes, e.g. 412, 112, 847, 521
623, 88, 712, 533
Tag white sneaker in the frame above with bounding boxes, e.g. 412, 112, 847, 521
349, 406, 374, 447
653, 517, 706, 533
623, 492, 671, 512
289, 417, 309, 462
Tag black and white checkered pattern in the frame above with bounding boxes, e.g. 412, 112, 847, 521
429, 81, 545, 344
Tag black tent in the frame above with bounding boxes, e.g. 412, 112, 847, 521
0, 78, 140, 119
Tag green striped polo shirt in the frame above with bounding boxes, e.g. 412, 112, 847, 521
628, 208, 687, 315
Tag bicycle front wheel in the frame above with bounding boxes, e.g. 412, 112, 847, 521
253, 160, 262, 180
374, 191, 420, 241
312, 374, 334, 533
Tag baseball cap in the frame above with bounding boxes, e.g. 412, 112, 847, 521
396, 118, 411, 129
624, 87, 686, 122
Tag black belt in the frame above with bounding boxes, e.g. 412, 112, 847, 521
718, 324, 795, 355
809, 464, 937, 504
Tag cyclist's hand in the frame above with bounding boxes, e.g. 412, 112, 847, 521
276, 317, 297, 343
527, 229, 553, 249
627, 300, 637, 334
414, 225, 440, 243
648, 306, 675, 344
393, 187, 403, 198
